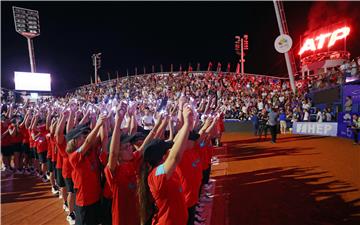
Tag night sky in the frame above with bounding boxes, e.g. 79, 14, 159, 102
2, 1, 360, 94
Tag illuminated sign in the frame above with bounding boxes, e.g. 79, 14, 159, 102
299, 26, 350, 55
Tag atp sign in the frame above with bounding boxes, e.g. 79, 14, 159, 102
299, 26, 350, 55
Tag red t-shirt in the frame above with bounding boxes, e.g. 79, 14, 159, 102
148, 165, 188, 225
99, 151, 112, 199
56, 141, 66, 169
35, 129, 48, 153
28, 129, 35, 148
19, 125, 29, 144
69, 147, 102, 206
46, 134, 53, 159
62, 152, 74, 179
104, 160, 140, 225
199, 144, 211, 170
1, 121, 11, 147
50, 136, 57, 162
8, 124, 23, 144
176, 148, 203, 208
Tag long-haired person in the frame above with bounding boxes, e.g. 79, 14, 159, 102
105, 102, 162, 225
67, 113, 107, 225
105, 102, 140, 225
32, 113, 49, 182
55, 111, 69, 217
8, 115, 23, 174
138, 105, 192, 225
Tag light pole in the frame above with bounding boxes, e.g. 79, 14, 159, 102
235, 35, 248, 76
273, 0, 296, 93
13, 6, 40, 73
92, 53, 101, 84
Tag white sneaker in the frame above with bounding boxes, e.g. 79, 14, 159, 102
195, 214, 206, 222
42, 175, 49, 183
63, 203, 69, 212
194, 221, 205, 225
200, 195, 213, 203
67, 212, 76, 225
51, 187, 59, 195
24, 168, 31, 175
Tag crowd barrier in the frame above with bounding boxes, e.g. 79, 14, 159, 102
292, 122, 338, 137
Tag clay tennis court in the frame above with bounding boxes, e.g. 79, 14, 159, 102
2, 133, 360, 225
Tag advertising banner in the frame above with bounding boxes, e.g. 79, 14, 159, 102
292, 122, 338, 137
337, 112, 356, 139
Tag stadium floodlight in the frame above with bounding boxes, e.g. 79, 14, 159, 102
13, 6, 40, 73
92, 53, 102, 84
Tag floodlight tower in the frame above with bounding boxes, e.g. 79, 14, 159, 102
92, 53, 102, 84
13, 6, 40, 73
273, 0, 297, 93
234, 35, 248, 76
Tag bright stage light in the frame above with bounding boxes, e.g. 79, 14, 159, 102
14, 71, 51, 91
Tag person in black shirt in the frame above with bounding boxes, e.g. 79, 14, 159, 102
258, 111, 269, 141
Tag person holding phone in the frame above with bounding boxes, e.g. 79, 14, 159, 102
138, 105, 193, 225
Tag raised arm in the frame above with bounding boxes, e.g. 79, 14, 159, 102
46, 108, 52, 131
163, 105, 192, 179
55, 111, 68, 145
108, 102, 127, 173
77, 114, 106, 156
66, 109, 76, 134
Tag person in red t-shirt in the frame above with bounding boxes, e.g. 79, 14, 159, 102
176, 130, 204, 225
31, 113, 49, 182
46, 114, 60, 196
67, 114, 107, 225
138, 105, 193, 225
1, 116, 13, 172
105, 102, 142, 225
8, 116, 23, 174
55, 111, 70, 219
19, 111, 33, 174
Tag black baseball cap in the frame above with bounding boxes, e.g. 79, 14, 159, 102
65, 123, 91, 142
188, 130, 200, 141
144, 139, 174, 167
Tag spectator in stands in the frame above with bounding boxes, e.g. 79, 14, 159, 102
345, 96, 352, 112
316, 109, 323, 122
325, 108, 333, 122
303, 109, 309, 122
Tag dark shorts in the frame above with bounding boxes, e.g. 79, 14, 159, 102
1, 146, 13, 157
53, 162, 57, 178
65, 178, 75, 193
38, 151, 48, 164
47, 159, 53, 172
12, 143, 23, 153
75, 200, 102, 225
21, 143, 31, 155
101, 197, 112, 225
32, 148, 39, 160
56, 168, 66, 188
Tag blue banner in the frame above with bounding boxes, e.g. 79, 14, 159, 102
292, 122, 338, 137
343, 85, 360, 107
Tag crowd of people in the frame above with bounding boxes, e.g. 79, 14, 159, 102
1, 57, 360, 225
1, 87, 225, 225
